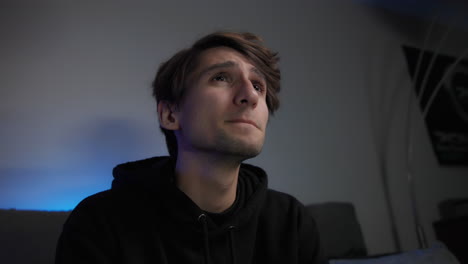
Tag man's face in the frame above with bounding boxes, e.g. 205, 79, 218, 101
174, 46, 269, 160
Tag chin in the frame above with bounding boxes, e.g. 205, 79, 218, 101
194, 131, 265, 160
217, 142, 264, 161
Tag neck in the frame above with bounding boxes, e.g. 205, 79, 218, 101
175, 151, 241, 213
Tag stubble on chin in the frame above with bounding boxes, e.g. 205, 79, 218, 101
211, 129, 265, 161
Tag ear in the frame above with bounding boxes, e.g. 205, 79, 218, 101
157, 101, 180, 131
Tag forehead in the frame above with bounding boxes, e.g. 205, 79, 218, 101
198, 46, 249, 62
193, 46, 258, 73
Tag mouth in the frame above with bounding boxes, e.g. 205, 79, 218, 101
226, 119, 260, 129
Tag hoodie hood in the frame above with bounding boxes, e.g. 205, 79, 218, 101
111, 156, 268, 231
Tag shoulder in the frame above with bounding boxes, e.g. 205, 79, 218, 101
265, 189, 301, 202
263, 190, 326, 263
263, 189, 305, 213
75, 190, 113, 208
56, 189, 147, 263
75, 185, 151, 209
261, 189, 321, 234
72, 189, 124, 215
257, 189, 312, 228
66, 187, 150, 227
64, 190, 114, 228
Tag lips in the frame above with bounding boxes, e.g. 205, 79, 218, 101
226, 119, 260, 129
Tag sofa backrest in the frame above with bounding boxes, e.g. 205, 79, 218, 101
305, 202, 367, 259
0, 209, 71, 264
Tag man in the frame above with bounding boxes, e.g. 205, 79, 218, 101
56, 31, 326, 264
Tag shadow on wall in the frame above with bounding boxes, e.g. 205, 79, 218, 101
0, 118, 160, 210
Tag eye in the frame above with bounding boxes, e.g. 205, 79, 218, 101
212, 73, 229, 82
252, 82, 266, 93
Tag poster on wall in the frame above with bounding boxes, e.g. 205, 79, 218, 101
402, 45, 468, 166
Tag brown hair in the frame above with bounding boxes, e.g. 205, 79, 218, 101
152, 31, 281, 158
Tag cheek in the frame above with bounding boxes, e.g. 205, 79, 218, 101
179, 100, 221, 131
259, 102, 270, 127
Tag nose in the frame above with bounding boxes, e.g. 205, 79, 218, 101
233, 77, 259, 108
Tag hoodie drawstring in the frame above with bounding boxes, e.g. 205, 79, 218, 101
228, 225, 236, 264
198, 214, 211, 264
198, 214, 237, 264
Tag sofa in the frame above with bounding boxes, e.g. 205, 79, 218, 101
0, 209, 69, 264
0, 202, 461, 264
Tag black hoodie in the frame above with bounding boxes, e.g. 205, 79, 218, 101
56, 156, 327, 264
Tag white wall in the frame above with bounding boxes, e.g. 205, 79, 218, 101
1, 0, 467, 255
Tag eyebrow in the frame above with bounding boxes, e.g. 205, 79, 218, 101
197, 60, 265, 81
